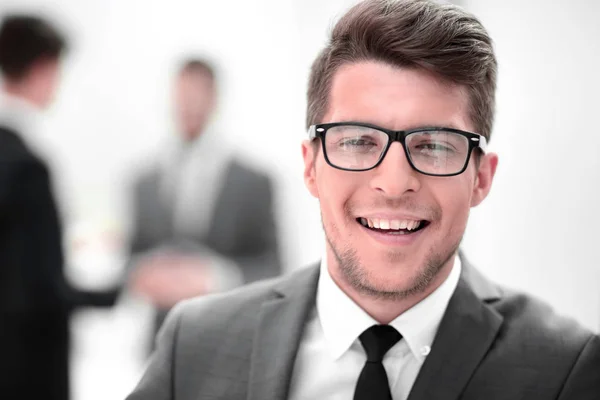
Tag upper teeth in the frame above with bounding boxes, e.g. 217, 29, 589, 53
360, 218, 422, 231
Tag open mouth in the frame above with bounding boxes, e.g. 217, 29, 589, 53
356, 217, 430, 235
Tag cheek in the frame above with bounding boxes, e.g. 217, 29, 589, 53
315, 165, 358, 223
435, 178, 473, 228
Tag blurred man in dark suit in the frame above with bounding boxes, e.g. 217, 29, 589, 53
128, 59, 281, 338
0, 15, 118, 400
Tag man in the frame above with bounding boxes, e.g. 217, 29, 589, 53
128, 59, 280, 336
0, 15, 118, 400
127, 1, 600, 399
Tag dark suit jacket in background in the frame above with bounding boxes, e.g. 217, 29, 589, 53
0, 127, 119, 400
127, 254, 600, 400
129, 159, 281, 331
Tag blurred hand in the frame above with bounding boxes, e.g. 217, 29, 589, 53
130, 253, 213, 308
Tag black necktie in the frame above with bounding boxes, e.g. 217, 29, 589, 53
353, 325, 402, 400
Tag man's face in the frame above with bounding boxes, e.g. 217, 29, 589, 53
174, 70, 215, 140
303, 61, 497, 299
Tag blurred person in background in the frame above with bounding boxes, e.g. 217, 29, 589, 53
127, 1, 599, 399
127, 58, 280, 342
0, 14, 118, 400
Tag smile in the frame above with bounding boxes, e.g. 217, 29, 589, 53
356, 217, 430, 235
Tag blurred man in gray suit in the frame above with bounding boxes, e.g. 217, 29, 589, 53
127, 1, 599, 399
128, 59, 280, 335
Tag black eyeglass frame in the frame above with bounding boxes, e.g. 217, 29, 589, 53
307, 122, 488, 177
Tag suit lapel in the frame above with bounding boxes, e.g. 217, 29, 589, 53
247, 265, 320, 400
407, 255, 504, 400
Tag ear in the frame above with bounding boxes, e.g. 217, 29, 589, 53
470, 152, 498, 207
302, 140, 319, 198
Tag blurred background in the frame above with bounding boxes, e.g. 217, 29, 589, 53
0, 0, 598, 399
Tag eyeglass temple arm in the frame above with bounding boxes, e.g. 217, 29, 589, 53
307, 125, 317, 139
476, 135, 488, 152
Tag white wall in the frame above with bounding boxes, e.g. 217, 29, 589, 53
460, 0, 600, 333
1, 0, 599, 399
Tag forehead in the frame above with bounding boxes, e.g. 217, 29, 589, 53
324, 61, 472, 132
176, 70, 214, 90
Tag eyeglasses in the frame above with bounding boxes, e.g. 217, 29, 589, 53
308, 122, 487, 177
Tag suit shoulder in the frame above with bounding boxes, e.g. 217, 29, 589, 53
174, 266, 315, 334
177, 274, 285, 322
474, 289, 600, 396
228, 158, 271, 185
494, 289, 596, 355
0, 127, 35, 163
129, 166, 161, 199
133, 165, 160, 186
0, 129, 47, 182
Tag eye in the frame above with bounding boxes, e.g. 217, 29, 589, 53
416, 142, 454, 152
340, 137, 377, 147
325, 125, 387, 154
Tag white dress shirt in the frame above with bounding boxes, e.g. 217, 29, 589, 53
288, 255, 461, 400
159, 128, 231, 238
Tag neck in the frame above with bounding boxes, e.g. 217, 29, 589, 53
2, 80, 41, 109
327, 252, 455, 324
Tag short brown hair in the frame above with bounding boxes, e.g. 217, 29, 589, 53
179, 58, 216, 83
306, 0, 497, 140
0, 15, 66, 81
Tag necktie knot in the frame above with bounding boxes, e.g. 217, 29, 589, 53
359, 325, 402, 362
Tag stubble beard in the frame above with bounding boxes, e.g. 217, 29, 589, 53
324, 217, 462, 301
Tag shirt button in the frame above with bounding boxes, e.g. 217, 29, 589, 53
420, 346, 431, 356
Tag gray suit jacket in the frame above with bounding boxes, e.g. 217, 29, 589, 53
129, 158, 280, 285
126, 255, 600, 400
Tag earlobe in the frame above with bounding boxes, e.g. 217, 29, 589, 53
302, 140, 319, 198
470, 153, 498, 207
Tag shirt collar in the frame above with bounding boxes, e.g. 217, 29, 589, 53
160, 125, 229, 170
317, 254, 461, 363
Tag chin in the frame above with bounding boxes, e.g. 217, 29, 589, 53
371, 261, 423, 286
342, 248, 445, 298
360, 245, 421, 273
366, 274, 412, 294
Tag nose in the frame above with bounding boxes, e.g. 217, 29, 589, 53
370, 142, 421, 196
